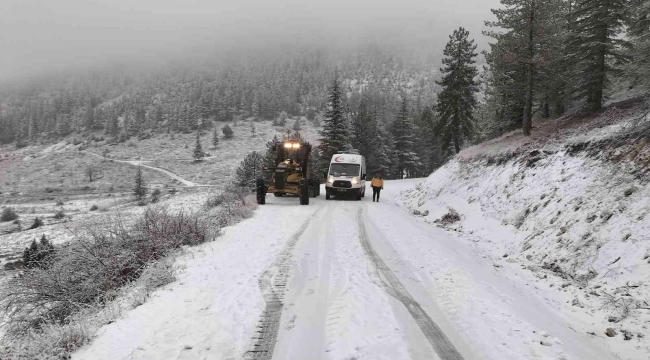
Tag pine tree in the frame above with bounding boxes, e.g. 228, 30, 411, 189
369, 124, 394, 178
436, 27, 480, 154
127, 112, 140, 136
392, 95, 420, 179
318, 74, 350, 173
350, 99, 376, 160
212, 126, 219, 148
627, 0, 650, 88
133, 166, 147, 202
84, 105, 95, 131
22, 234, 55, 269
107, 111, 119, 137
236, 151, 265, 188
485, 0, 566, 135
264, 135, 281, 179
57, 114, 72, 137
193, 131, 204, 161
251, 120, 257, 137
567, 0, 631, 111
414, 106, 441, 175
222, 124, 234, 139
251, 93, 260, 120
292, 118, 301, 131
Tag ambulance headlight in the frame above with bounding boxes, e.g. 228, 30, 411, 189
327, 176, 334, 183
351, 177, 359, 185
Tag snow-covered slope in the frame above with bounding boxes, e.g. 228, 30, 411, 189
402, 108, 650, 359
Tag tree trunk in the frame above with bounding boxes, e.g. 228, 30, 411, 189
523, 5, 535, 136
542, 93, 550, 118
592, 9, 609, 112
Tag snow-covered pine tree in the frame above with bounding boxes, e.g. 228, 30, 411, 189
436, 27, 480, 154
292, 118, 301, 131
235, 151, 265, 189
135, 106, 146, 132
350, 98, 378, 171
133, 166, 147, 202
193, 130, 204, 161
628, 0, 650, 88
567, 0, 631, 111
106, 111, 119, 137
57, 114, 72, 137
369, 123, 394, 179
318, 74, 350, 173
84, 105, 95, 131
414, 106, 441, 176
212, 126, 219, 148
485, 0, 565, 135
222, 124, 234, 139
264, 135, 281, 179
182, 104, 192, 133
251, 93, 260, 120
392, 95, 420, 179
127, 112, 140, 136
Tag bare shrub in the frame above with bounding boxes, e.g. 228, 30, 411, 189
600, 284, 650, 321
207, 185, 257, 227
0, 207, 212, 336
0, 318, 92, 359
205, 191, 227, 208
139, 257, 178, 291
151, 188, 162, 203
437, 208, 461, 226
1, 207, 19, 222
89, 204, 99, 211
53, 209, 66, 219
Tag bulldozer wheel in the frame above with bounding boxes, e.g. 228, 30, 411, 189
299, 180, 309, 205
256, 179, 266, 205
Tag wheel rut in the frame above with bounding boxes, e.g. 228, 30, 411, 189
357, 207, 465, 360
245, 208, 322, 360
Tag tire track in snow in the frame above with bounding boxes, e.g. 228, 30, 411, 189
357, 207, 465, 360
245, 207, 322, 360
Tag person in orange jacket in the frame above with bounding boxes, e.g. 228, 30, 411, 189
370, 174, 384, 202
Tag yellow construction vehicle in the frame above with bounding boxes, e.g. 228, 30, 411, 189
256, 140, 320, 205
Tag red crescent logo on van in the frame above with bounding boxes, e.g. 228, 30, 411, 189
334, 156, 345, 162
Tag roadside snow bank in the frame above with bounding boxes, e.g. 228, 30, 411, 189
402, 151, 650, 360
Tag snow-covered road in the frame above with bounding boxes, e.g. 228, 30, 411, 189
74, 180, 620, 360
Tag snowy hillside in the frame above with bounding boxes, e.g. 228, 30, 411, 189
402, 102, 650, 359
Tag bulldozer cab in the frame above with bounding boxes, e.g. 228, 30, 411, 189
273, 141, 310, 178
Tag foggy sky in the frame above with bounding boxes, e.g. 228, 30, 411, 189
0, 0, 500, 81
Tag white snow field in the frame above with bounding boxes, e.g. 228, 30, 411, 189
74, 181, 620, 360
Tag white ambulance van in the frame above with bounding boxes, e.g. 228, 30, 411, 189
325, 152, 366, 200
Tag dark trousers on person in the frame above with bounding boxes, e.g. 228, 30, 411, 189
372, 186, 381, 202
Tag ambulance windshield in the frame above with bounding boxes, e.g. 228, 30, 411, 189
329, 164, 360, 177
